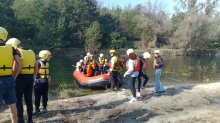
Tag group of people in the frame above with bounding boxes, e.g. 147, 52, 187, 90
0, 27, 52, 123
124, 49, 165, 103
76, 48, 165, 104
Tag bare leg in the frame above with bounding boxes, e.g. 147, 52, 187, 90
8, 103, 17, 123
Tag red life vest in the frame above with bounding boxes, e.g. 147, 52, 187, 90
142, 60, 146, 72
126, 58, 140, 71
108, 56, 121, 71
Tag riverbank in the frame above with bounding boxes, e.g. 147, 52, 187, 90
53, 48, 220, 57
0, 82, 220, 123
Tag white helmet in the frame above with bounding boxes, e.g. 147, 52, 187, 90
126, 48, 134, 55
105, 59, 107, 62
86, 52, 91, 56
154, 50, 160, 54
100, 53, 104, 57
143, 52, 151, 59
79, 59, 84, 63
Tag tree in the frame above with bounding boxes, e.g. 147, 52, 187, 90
85, 21, 102, 54
0, 0, 16, 36
136, 0, 170, 48
173, 0, 220, 52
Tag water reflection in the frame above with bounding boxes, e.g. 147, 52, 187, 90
48, 56, 220, 98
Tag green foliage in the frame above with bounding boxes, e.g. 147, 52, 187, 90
110, 31, 126, 49
85, 21, 102, 53
0, 0, 219, 54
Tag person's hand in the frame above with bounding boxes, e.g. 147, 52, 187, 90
40, 78, 46, 83
109, 68, 113, 71
124, 74, 126, 77
48, 77, 51, 84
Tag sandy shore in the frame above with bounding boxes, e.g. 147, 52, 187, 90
1, 82, 220, 123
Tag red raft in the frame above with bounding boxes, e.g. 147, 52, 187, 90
73, 71, 110, 88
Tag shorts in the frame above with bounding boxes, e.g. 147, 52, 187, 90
0, 76, 16, 106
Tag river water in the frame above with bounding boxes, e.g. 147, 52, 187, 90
48, 56, 220, 97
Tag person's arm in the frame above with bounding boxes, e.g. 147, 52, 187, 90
12, 55, 22, 80
157, 57, 164, 68
34, 61, 38, 78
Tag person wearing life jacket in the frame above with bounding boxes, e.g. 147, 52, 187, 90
89, 54, 99, 76
153, 50, 165, 93
108, 50, 121, 91
136, 52, 151, 98
103, 59, 108, 74
83, 56, 89, 75
117, 57, 124, 89
0, 27, 23, 123
124, 48, 140, 103
79, 59, 84, 72
33, 50, 52, 116
97, 53, 105, 75
6, 38, 38, 123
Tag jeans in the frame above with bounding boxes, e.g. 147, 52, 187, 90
154, 69, 164, 93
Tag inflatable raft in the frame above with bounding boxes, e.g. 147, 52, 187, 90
73, 71, 110, 88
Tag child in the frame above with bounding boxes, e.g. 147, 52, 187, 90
33, 50, 52, 116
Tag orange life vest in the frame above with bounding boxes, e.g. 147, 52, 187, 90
86, 64, 93, 77
126, 58, 140, 71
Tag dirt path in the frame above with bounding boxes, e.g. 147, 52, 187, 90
1, 82, 220, 123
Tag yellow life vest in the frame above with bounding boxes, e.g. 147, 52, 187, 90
18, 48, 36, 74
38, 60, 50, 79
90, 61, 96, 69
0, 45, 13, 76
99, 58, 104, 66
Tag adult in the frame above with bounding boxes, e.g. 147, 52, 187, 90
153, 50, 165, 93
108, 50, 121, 91
137, 52, 150, 97
6, 38, 37, 123
0, 27, 22, 123
124, 49, 140, 103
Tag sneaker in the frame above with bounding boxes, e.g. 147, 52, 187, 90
140, 88, 146, 95
43, 109, 48, 114
128, 96, 133, 100
33, 109, 40, 116
129, 97, 138, 103
136, 92, 143, 98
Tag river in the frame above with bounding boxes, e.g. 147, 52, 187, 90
48, 56, 220, 97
